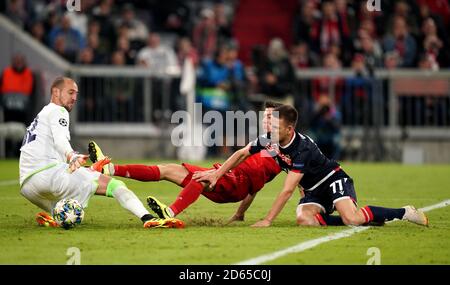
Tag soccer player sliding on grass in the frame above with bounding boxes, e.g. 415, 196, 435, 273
19, 77, 183, 229
194, 105, 429, 227
89, 102, 284, 223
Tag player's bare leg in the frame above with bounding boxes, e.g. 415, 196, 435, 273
297, 203, 347, 226
296, 204, 322, 226
335, 198, 428, 226
89, 141, 190, 186
94, 174, 184, 228
334, 199, 366, 225
157, 164, 189, 186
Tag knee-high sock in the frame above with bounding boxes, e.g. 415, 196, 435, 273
169, 180, 203, 216
114, 165, 160, 182
315, 214, 345, 226
112, 187, 151, 221
362, 206, 406, 223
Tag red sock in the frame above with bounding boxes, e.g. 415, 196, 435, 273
169, 180, 203, 215
114, 165, 160, 181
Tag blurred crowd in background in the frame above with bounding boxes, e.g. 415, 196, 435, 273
1, 0, 450, 159
2, 0, 449, 69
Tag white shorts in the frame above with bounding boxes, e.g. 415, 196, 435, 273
20, 163, 101, 212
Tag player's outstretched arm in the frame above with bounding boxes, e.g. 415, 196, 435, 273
193, 144, 252, 189
227, 193, 257, 225
252, 171, 303, 227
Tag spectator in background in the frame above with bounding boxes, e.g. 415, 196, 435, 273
256, 38, 296, 106
77, 48, 94, 65
0, 54, 33, 123
109, 51, 136, 121
136, 33, 178, 73
356, 0, 384, 39
311, 0, 351, 64
86, 32, 107, 64
343, 54, 372, 126
197, 46, 233, 111
197, 46, 235, 157
418, 18, 447, 69
357, 30, 384, 68
384, 51, 400, 69
5, 0, 27, 28
226, 40, 247, 111
418, 2, 449, 46
116, 35, 137, 65
176, 37, 199, 67
312, 52, 344, 103
334, 0, 356, 36
92, 0, 117, 53
388, 0, 419, 36
30, 20, 46, 44
293, 0, 318, 47
417, 0, 450, 27
193, 8, 218, 60
115, 4, 148, 46
49, 14, 86, 62
214, 2, 233, 45
53, 35, 76, 62
290, 41, 320, 69
0, 54, 34, 157
309, 95, 341, 160
382, 16, 417, 68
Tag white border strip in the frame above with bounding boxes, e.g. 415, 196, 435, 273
235, 199, 450, 265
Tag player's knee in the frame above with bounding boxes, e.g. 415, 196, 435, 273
296, 213, 318, 226
106, 178, 127, 197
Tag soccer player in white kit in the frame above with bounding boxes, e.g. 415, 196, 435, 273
19, 77, 184, 228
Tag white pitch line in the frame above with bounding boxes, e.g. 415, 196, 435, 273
235, 199, 450, 265
0, 180, 18, 187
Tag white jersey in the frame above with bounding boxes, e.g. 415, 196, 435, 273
19, 103, 74, 186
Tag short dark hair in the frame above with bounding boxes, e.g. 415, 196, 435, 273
264, 100, 283, 109
273, 105, 298, 127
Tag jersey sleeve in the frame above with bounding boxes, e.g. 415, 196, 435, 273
249, 134, 270, 155
49, 107, 73, 158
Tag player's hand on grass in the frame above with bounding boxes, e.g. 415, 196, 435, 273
251, 219, 271, 228
227, 213, 244, 225
67, 151, 89, 173
193, 170, 219, 190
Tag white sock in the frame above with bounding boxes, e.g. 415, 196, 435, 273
112, 187, 149, 219
167, 207, 175, 218
109, 163, 115, 176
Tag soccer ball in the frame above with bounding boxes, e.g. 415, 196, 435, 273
52, 199, 85, 229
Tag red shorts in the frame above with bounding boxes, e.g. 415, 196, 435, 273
181, 163, 250, 203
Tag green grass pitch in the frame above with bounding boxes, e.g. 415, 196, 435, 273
0, 159, 449, 264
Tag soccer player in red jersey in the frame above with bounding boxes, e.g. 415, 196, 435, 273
195, 105, 429, 228
89, 102, 283, 222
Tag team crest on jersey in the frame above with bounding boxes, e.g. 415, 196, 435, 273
59, 118, 68, 127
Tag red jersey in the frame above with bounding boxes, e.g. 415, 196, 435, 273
182, 150, 282, 203
229, 150, 282, 195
